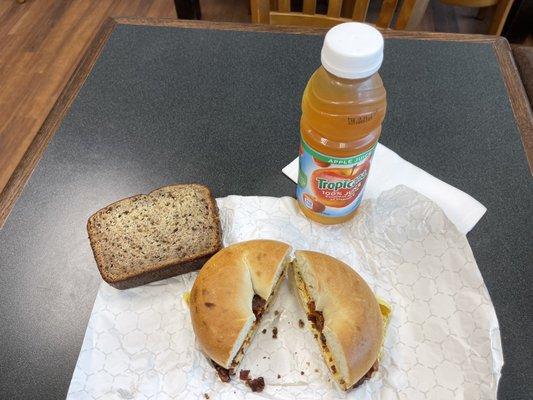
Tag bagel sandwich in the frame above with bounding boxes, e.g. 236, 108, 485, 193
189, 240, 291, 381
291, 250, 390, 391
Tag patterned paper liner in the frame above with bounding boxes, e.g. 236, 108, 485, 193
67, 186, 503, 400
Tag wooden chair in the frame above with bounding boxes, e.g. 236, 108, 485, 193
438, 0, 515, 35
250, 0, 420, 30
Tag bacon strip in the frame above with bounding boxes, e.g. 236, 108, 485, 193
252, 295, 266, 319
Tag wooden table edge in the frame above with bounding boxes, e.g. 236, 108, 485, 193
492, 37, 533, 174
0, 17, 531, 229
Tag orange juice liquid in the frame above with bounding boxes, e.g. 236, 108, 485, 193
296, 66, 386, 224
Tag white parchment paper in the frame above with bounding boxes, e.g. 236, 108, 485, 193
282, 144, 487, 234
67, 186, 503, 400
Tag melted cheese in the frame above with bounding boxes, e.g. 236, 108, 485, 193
182, 291, 191, 306
376, 296, 391, 352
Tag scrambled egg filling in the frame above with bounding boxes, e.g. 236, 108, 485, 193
294, 266, 391, 387
294, 267, 345, 383
230, 266, 288, 368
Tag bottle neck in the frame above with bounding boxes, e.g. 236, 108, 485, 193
322, 67, 376, 83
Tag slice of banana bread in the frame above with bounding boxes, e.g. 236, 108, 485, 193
87, 184, 222, 289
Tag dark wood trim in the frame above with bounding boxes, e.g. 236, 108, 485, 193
0, 17, 531, 228
493, 37, 533, 173
114, 17, 499, 41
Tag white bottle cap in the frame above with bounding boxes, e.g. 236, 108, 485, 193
321, 22, 384, 79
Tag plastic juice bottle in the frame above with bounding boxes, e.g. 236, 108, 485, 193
297, 22, 387, 224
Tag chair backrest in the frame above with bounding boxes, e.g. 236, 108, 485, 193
251, 0, 415, 29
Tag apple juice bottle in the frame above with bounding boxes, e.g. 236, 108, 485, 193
297, 22, 387, 224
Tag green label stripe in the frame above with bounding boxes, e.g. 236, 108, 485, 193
301, 138, 376, 165
298, 168, 307, 188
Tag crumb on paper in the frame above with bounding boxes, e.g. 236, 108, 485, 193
246, 377, 265, 393
299, 319, 305, 328
240, 370, 265, 392
274, 310, 279, 316
262, 329, 267, 334
315, 369, 319, 373
203, 394, 209, 399
300, 371, 305, 375
272, 327, 278, 339
277, 374, 281, 379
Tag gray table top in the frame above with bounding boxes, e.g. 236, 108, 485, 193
0, 21, 531, 399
